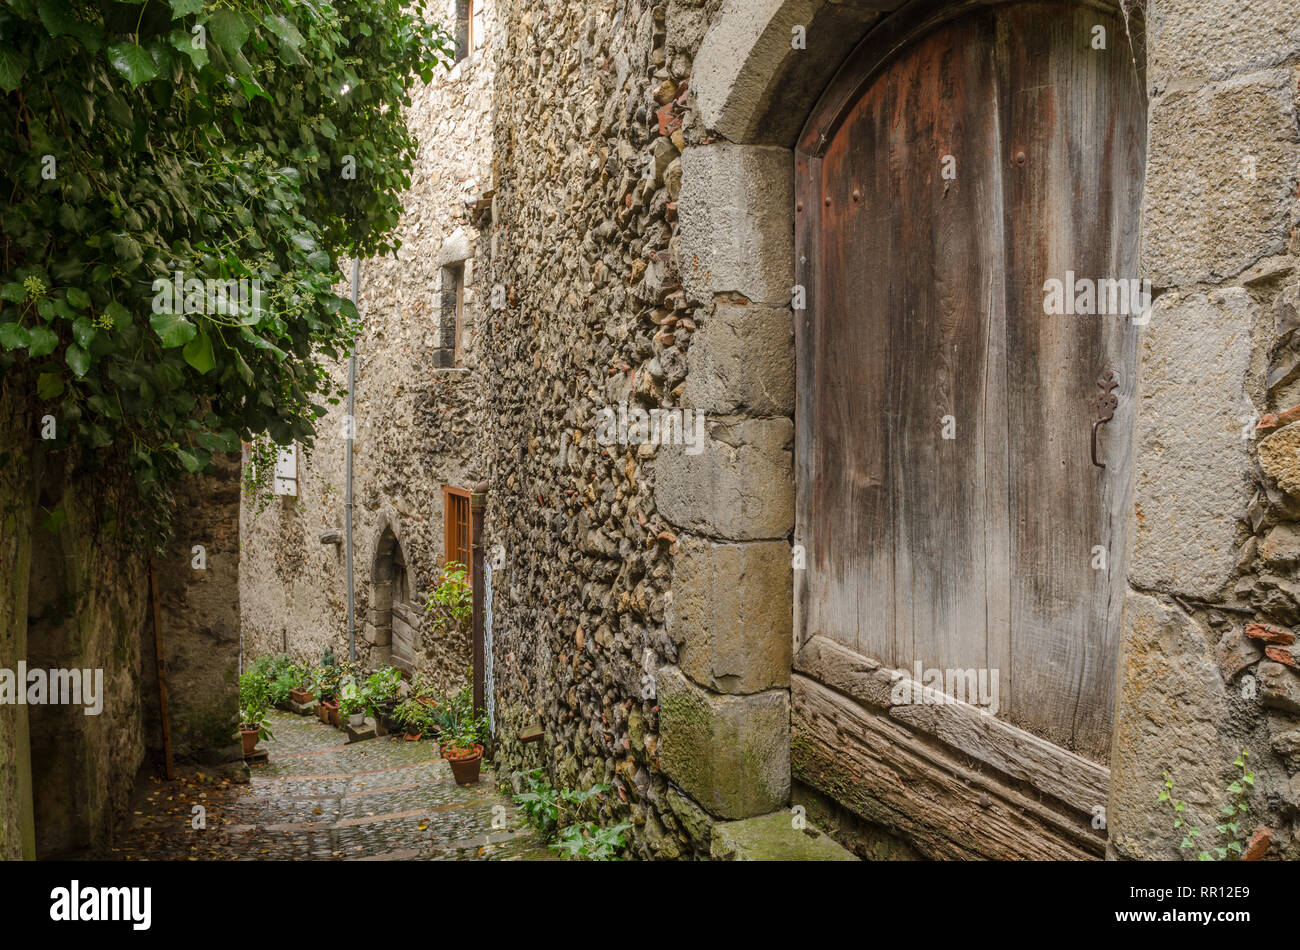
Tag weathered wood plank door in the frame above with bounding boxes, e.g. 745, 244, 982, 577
794, 0, 1144, 768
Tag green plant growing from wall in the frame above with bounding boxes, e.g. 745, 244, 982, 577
1159, 749, 1254, 860
513, 771, 629, 859
551, 820, 633, 861
425, 561, 471, 636
513, 769, 561, 838
241, 436, 287, 518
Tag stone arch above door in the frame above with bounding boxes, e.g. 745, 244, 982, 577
693, 0, 903, 148
655, 0, 900, 826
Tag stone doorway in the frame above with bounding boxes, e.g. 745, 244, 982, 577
371, 527, 415, 671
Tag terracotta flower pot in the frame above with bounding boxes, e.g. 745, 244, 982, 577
442, 744, 484, 785
240, 726, 259, 757
290, 687, 314, 705
319, 700, 338, 726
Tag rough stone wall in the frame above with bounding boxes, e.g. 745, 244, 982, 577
1108, 0, 1300, 860
0, 379, 239, 859
238, 0, 495, 699
0, 385, 36, 860
484, 0, 739, 859
23, 461, 150, 858
140, 460, 242, 764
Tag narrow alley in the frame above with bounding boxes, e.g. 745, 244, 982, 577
103, 712, 549, 862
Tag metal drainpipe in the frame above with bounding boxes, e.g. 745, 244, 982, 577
345, 256, 360, 663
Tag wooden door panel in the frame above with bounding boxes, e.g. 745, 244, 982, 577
996, 2, 1143, 757
797, 0, 1143, 763
811, 14, 1008, 673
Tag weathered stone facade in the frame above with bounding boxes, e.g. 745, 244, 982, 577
1108, 0, 1300, 860
238, 0, 495, 700
478, 0, 744, 859
226, 0, 1300, 862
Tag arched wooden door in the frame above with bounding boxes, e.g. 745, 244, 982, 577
793, 0, 1145, 783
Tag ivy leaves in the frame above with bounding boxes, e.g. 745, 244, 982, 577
0, 0, 450, 522
209, 9, 251, 53
107, 42, 158, 87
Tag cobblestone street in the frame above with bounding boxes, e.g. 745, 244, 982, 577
107, 711, 551, 861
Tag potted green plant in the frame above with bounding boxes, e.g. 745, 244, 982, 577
431, 682, 486, 784
338, 677, 366, 728
289, 672, 314, 706
268, 663, 300, 712
362, 667, 403, 733
238, 666, 274, 757
315, 651, 342, 725
440, 713, 487, 785
393, 698, 433, 740
283, 659, 313, 705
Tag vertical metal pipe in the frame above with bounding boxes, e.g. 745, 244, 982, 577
345, 257, 360, 663
470, 481, 488, 719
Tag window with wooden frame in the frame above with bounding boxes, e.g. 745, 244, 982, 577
443, 485, 472, 581
453, 0, 483, 63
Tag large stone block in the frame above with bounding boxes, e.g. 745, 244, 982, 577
1149, 0, 1300, 85
1107, 591, 1228, 860
655, 417, 793, 541
682, 301, 793, 416
1258, 425, 1300, 496
1129, 290, 1256, 600
667, 536, 792, 694
679, 144, 793, 306
710, 811, 858, 860
692, 0, 893, 145
656, 666, 790, 819
1143, 70, 1297, 287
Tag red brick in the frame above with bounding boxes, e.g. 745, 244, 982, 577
1242, 826, 1273, 861
1245, 622, 1296, 645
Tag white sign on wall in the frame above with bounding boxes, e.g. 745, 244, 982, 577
273, 444, 297, 496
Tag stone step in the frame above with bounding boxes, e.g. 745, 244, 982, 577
710, 812, 858, 861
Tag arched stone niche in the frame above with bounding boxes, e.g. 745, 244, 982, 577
365, 510, 418, 670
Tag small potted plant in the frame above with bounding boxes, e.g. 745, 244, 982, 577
338, 678, 366, 728
362, 667, 403, 734
268, 663, 299, 712
289, 662, 314, 705
431, 682, 486, 784
393, 698, 432, 740
315, 651, 341, 726
440, 714, 487, 785
238, 667, 274, 757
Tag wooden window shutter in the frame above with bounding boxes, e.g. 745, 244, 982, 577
443, 485, 473, 582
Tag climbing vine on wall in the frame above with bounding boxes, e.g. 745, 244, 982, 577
0, 0, 451, 539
